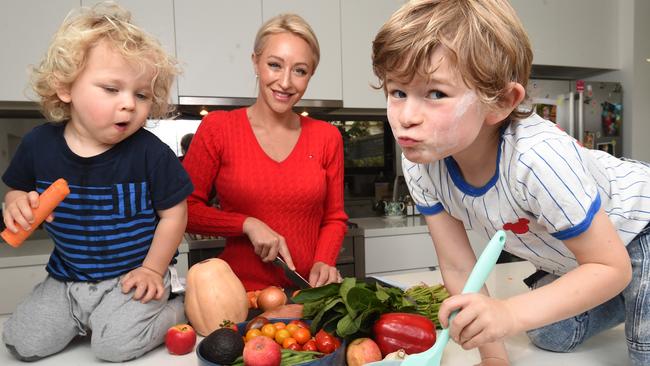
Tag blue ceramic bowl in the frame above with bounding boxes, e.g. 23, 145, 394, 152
196, 318, 346, 366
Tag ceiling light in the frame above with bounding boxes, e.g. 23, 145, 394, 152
199, 107, 208, 116
300, 111, 309, 117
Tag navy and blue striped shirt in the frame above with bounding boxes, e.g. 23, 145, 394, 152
404, 114, 650, 275
3, 123, 193, 282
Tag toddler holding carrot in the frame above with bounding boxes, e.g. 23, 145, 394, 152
1, 1, 193, 362
372, 0, 650, 365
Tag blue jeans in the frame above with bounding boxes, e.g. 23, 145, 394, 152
526, 225, 650, 366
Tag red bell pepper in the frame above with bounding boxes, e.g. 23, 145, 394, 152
372, 312, 436, 356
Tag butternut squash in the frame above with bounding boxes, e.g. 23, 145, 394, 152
184, 258, 249, 336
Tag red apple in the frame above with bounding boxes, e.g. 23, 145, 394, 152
165, 324, 196, 355
243, 335, 282, 366
346, 337, 382, 366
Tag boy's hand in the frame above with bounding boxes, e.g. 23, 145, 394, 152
3, 191, 54, 233
439, 293, 518, 350
121, 266, 165, 303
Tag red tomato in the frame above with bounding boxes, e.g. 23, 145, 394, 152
293, 328, 311, 345
286, 342, 302, 351
288, 319, 310, 329
302, 339, 317, 352
219, 319, 238, 332
314, 329, 336, 354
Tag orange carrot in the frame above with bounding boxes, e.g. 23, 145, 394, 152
1, 178, 70, 247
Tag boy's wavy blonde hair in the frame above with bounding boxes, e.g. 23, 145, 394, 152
31, 1, 180, 121
253, 13, 320, 74
372, 0, 533, 121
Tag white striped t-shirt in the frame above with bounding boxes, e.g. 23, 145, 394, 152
403, 113, 650, 275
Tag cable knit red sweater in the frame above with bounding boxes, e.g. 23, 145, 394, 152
183, 108, 348, 290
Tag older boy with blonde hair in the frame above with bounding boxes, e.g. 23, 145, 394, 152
373, 0, 650, 365
2, 1, 192, 361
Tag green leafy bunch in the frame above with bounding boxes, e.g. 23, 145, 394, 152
292, 278, 448, 340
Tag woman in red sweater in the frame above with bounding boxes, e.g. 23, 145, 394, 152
182, 13, 348, 291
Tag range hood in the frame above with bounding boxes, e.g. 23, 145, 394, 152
178, 96, 343, 117
530, 65, 615, 80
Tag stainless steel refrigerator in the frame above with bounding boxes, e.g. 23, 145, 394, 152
525, 79, 623, 157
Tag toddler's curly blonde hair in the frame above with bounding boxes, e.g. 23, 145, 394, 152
31, 1, 180, 121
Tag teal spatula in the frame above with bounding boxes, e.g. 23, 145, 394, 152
367, 230, 506, 366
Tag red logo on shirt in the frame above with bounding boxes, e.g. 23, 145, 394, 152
503, 218, 530, 234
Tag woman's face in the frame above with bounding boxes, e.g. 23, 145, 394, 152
253, 32, 314, 115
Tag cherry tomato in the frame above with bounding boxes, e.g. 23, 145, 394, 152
274, 329, 291, 345
293, 327, 311, 345
260, 323, 276, 339
333, 336, 341, 351
288, 319, 310, 329
314, 329, 336, 354
219, 319, 238, 332
273, 322, 287, 330
302, 339, 317, 352
286, 342, 302, 351
245, 329, 262, 342
286, 323, 300, 336
282, 337, 298, 349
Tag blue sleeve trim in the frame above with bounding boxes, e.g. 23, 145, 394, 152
552, 193, 601, 240
417, 203, 444, 216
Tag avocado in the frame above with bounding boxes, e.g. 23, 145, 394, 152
200, 328, 245, 365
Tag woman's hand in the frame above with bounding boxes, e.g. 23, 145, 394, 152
121, 266, 165, 303
243, 217, 295, 269
439, 293, 518, 350
309, 261, 343, 287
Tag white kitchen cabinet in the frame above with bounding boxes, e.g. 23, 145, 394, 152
0, 0, 80, 103
82, 0, 178, 103
0, 238, 189, 316
364, 232, 437, 276
262, 0, 342, 101
511, 0, 619, 69
175, 0, 262, 100
340, 0, 404, 109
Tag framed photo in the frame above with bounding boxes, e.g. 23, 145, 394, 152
596, 141, 615, 155
583, 131, 595, 149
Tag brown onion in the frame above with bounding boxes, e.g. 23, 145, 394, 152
256, 286, 287, 312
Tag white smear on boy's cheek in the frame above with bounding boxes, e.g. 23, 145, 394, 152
430, 92, 477, 154
454, 91, 478, 122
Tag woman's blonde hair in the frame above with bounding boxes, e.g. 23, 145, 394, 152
31, 1, 180, 121
372, 0, 533, 120
253, 13, 320, 73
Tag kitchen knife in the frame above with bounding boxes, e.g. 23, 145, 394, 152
273, 256, 312, 289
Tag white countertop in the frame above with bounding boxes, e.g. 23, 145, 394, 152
376, 261, 629, 366
0, 261, 629, 365
0, 239, 189, 269
350, 215, 429, 237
